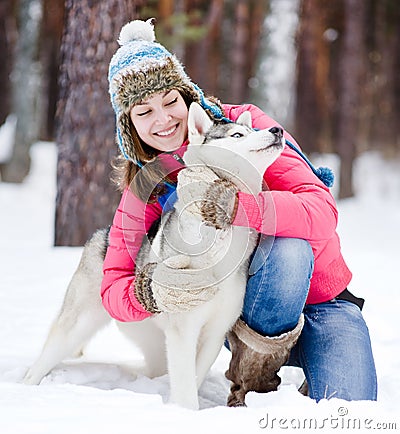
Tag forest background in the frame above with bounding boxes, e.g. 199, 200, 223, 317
1, 0, 399, 246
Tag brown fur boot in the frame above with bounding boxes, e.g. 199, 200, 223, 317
225, 315, 304, 407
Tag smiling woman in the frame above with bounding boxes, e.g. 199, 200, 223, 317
129, 90, 188, 153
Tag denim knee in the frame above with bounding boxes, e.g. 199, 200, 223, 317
249, 236, 313, 276
243, 237, 314, 336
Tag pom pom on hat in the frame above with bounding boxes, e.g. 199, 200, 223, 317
118, 18, 156, 46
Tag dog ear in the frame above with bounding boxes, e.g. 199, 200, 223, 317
188, 102, 213, 144
236, 111, 252, 129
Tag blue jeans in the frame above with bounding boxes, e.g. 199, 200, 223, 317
242, 235, 377, 401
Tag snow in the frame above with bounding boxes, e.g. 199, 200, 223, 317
0, 114, 17, 163
0, 141, 399, 433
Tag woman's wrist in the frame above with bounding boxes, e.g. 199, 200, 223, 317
232, 191, 263, 231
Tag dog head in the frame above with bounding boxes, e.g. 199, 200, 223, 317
184, 102, 284, 193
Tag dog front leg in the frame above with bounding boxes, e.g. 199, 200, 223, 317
117, 318, 168, 378
195, 331, 226, 389
165, 319, 200, 410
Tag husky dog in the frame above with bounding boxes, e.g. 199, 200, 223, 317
23, 103, 284, 410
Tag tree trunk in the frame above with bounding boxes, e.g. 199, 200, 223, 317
336, 0, 365, 199
295, 0, 326, 154
54, 0, 143, 246
38, 0, 65, 141
372, 1, 400, 154
183, 0, 212, 93
231, 0, 250, 103
0, 0, 42, 182
247, 0, 268, 81
182, 0, 266, 103
199, 0, 224, 96
393, 5, 400, 152
0, 0, 16, 125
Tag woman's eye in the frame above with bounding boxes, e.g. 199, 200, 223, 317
137, 110, 151, 117
231, 132, 244, 138
166, 97, 178, 106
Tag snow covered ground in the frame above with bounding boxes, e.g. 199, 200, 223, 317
0, 142, 399, 433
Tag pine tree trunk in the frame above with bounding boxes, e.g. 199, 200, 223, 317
54, 0, 142, 246
372, 1, 400, 153
0, 0, 42, 182
337, 0, 365, 199
0, 0, 16, 125
393, 6, 400, 153
38, 0, 64, 141
295, 0, 324, 154
183, 0, 214, 94
231, 0, 250, 103
182, 0, 266, 103
199, 0, 224, 96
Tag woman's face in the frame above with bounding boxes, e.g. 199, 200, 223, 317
130, 89, 189, 153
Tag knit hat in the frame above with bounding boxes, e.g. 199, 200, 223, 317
108, 18, 227, 163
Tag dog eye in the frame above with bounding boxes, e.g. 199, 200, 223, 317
231, 132, 244, 138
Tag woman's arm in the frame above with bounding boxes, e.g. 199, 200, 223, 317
101, 189, 162, 322
224, 104, 338, 242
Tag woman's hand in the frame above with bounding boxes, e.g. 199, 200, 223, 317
134, 257, 220, 314
200, 178, 239, 229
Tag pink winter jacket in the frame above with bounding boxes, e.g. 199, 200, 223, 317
101, 103, 352, 322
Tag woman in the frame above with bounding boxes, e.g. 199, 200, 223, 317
102, 19, 377, 402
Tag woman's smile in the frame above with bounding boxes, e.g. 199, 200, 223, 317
130, 89, 188, 152
154, 124, 178, 137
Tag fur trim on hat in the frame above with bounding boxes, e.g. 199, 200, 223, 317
115, 57, 197, 114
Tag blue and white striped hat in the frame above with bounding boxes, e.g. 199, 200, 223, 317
108, 19, 226, 162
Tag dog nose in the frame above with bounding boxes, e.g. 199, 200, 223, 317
269, 127, 283, 137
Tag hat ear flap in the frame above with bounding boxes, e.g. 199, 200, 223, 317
117, 113, 137, 162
